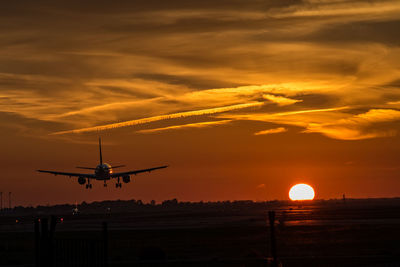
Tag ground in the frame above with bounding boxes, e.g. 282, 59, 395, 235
0, 198, 399, 266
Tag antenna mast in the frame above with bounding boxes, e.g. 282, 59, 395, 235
99, 137, 103, 165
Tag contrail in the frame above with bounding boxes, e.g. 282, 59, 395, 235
51, 102, 263, 135
136, 120, 233, 134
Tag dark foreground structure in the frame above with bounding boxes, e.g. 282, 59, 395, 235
1, 198, 400, 266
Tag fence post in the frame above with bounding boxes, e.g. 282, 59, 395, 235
268, 211, 278, 267
49, 216, 57, 267
41, 218, 49, 267
49, 216, 57, 239
102, 222, 108, 267
34, 219, 40, 267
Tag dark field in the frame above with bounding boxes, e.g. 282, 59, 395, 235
0, 198, 399, 266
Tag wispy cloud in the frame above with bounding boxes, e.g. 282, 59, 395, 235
136, 120, 232, 134
304, 109, 400, 140
220, 106, 350, 122
254, 127, 287, 136
387, 100, 400, 105
1, 0, 399, 142
276, 0, 400, 19
223, 107, 400, 140
263, 94, 302, 106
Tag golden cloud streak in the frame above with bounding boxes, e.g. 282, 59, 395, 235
51, 102, 263, 135
275, 1, 400, 19
222, 107, 400, 140
387, 100, 400, 105
136, 120, 232, 134
47, 98, 162, 119
254, 127, 287, 136
270, 106, 350, 117
221, 106, 349, 121
304, 109, 400, 140
262, 94, 302, 106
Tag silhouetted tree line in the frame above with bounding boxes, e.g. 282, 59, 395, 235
9, 199, 283, 215
9, 197, 400, 216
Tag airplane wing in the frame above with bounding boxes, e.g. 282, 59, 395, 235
111, 165, 168, 178
37, 170, 96, 178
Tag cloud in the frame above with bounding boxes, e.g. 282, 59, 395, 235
304, 109, 400, 140
387, 100, 400, 105
225, 107, 400, 140
263, 94, 302, 106
272, 0, 400, 20
254, 127, 288, 136
220, 106, 350, 123
136, 120, 232, 134
0, 0, 399, 142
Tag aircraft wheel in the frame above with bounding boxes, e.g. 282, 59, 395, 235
115, 183, 118, 188
90, 184, 92, 189
85, 184, 88, 189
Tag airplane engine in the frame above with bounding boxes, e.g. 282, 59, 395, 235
122, 175, 130, 183
78, 176, 86, 185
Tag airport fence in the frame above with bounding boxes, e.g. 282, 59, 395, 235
34, 217, 108, 267
33, 211, 280, 267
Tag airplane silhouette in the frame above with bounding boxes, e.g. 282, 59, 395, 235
37, 138, 168, 189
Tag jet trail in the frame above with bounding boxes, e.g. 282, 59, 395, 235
136, 120, 233, 134
52, 102, 263, 135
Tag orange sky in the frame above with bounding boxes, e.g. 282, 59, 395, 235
1, 0, 400, 206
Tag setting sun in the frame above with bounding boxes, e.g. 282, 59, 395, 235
289, 184, 315, 201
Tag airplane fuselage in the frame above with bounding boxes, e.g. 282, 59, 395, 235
94, 163, 113, 180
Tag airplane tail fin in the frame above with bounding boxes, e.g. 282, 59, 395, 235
99, 137, 103, 165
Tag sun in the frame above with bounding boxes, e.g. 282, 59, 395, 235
289, 183, 315, 201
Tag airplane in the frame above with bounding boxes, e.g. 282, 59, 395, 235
37, 138, 168, 189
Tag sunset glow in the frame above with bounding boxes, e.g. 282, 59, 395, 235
1, 0, 400, 206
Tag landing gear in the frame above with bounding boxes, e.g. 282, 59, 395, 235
86, 179, 92, 189
116, 177, 122, 188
